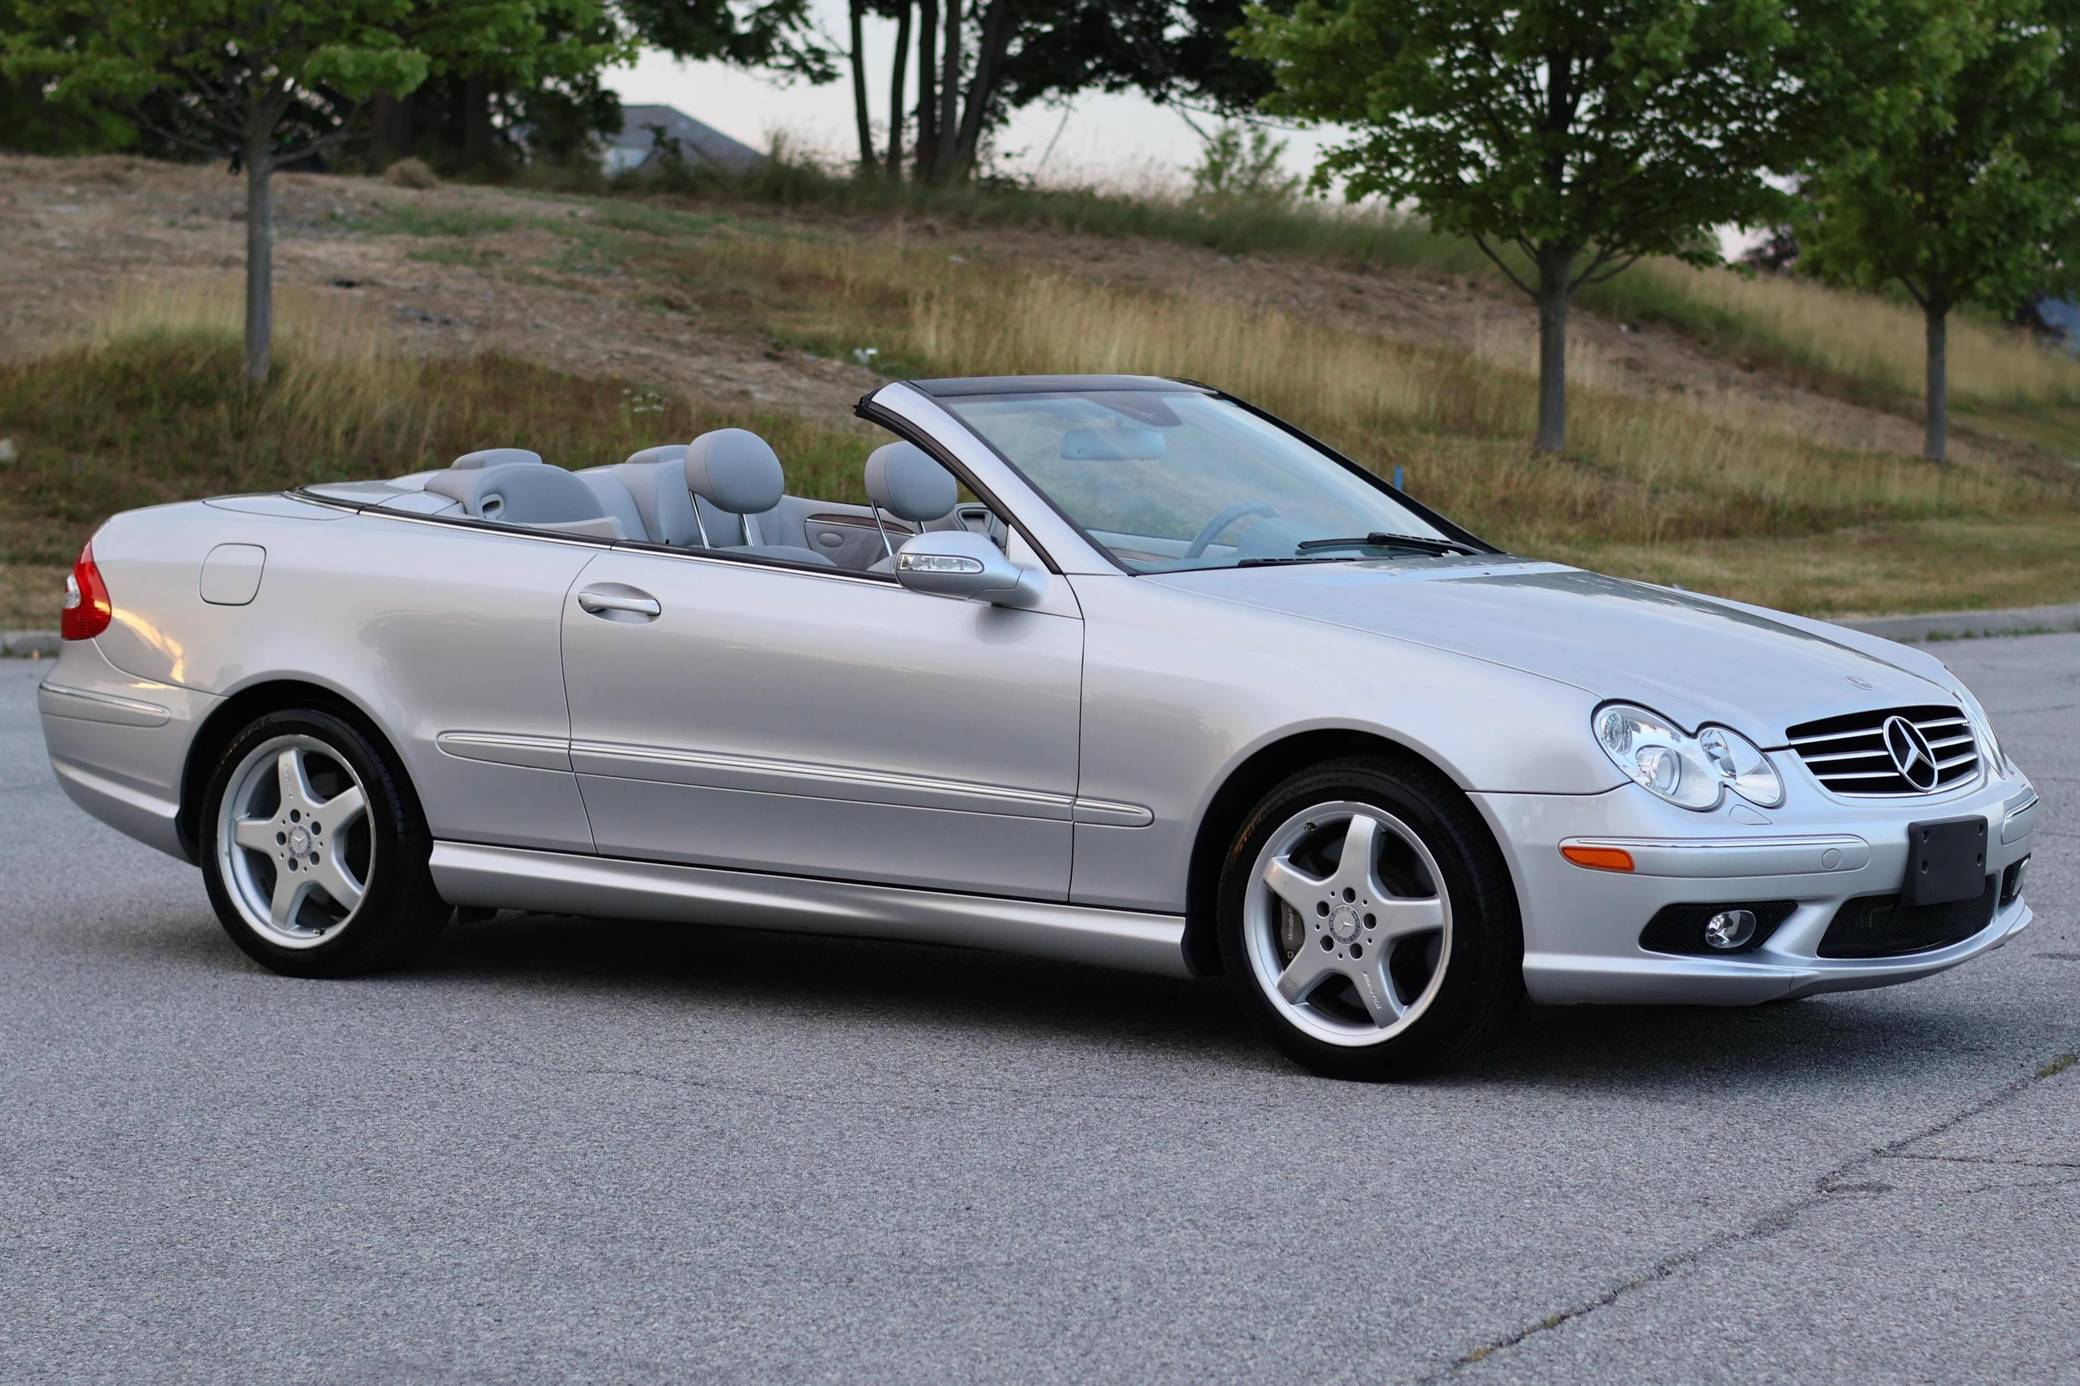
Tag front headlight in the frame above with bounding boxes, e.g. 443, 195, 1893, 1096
1593, 703, 1785, 811
1953, 683, 2011, 776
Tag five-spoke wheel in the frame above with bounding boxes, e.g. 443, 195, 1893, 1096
1246, 801, 1452, 1044
1217, 755, 1521, 1079
217, 735, 373, 946
200, 706, 449, 976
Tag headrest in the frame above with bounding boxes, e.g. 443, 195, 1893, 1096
452, 447, 543, 470
1061, 427, 1165, 461
623, 444, 687, 467
425, 462, 611, 528
865, 442, 957, 524
684, 428, 783, 516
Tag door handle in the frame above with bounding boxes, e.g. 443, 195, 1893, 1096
577, 587, 661, 619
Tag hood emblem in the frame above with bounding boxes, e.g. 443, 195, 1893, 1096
1847, 675, 1874, 690
1882, 715, 1939, 790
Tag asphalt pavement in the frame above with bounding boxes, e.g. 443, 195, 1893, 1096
2, 638, 2075, 1384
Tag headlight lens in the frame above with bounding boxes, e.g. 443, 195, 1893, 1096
1593, 704, 1784, 811
1954, 684, 2010, 776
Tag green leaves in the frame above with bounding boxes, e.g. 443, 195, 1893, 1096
1243, 0, 1799, 273
1799, 0, 2080, 316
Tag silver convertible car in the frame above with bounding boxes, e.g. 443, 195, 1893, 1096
39, 375, 2042, 1077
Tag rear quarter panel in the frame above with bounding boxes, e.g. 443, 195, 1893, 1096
88, 498, 599, 853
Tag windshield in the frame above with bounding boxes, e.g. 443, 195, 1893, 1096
939, 389, 1470, 572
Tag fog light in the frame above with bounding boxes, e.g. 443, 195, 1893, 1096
1703, 909, 1758, 951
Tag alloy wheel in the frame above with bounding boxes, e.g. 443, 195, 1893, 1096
1241, 800, 1453, 1046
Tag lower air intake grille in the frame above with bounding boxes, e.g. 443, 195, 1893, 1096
1784, 704, 1979, 797
1817, 876, 1998, 959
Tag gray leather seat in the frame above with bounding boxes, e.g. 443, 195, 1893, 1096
683, 429, 833, 566
578, 444, 767, 549
863, 442, 959, 574
425, 462, 624, 539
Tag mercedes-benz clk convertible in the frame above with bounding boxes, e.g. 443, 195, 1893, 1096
38, 375, 2042, 1077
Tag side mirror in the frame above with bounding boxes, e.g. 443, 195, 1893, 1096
893, 530, 1045, 608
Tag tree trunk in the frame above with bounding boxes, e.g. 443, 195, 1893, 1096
949, 0, 1014, 176
1924, 303, 1949, 463
930, 0, 961, 181
848, 1, 875, 170
915, 0, 938, 178
1534, 249, 1573, 454
885, 3, 911, 179
370, 91, 404, 167
462, 74, 492, 170
243, 132, 273, 386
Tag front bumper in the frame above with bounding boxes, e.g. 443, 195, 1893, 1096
1472, 770, 2040, 1006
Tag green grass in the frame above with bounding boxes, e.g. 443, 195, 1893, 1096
347, 205, 519, 238
406, 242, 505, 269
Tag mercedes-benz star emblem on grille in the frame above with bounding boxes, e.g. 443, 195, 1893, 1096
1882, 714, 1939, 790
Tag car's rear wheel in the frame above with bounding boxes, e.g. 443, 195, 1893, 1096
200, 707, 448, 977
1216, 754, 1521, 1079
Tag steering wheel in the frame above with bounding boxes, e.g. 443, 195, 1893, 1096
1184, 501, 1279, 560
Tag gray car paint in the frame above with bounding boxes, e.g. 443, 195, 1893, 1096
36, 377, 2041, 1002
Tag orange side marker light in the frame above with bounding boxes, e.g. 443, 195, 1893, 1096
1561, 844, 1635, 873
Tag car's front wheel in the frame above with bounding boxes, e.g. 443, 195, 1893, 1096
200, 707, 448, 977
1216, 754, 1522, 1079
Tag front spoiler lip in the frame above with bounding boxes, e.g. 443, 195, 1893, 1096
1525, 896, 2033, 1005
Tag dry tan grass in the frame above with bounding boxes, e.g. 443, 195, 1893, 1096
1626, 259, 2080, 408
682, 231, 2070, 556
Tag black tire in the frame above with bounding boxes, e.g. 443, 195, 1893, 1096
199, 707, 448, 977
1216, 753, 1522, 1080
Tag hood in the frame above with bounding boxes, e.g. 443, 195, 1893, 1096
1149, 557, 1960, 742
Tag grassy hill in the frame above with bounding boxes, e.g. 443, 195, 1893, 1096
4, 152, 2079, 627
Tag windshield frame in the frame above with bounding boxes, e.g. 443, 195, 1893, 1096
922, 381, 1498, 577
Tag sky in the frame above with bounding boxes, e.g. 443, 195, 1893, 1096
605, 2, 1344, 193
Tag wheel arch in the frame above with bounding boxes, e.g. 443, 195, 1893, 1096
1179, 727, 1518, 976
175, 677, 410, 861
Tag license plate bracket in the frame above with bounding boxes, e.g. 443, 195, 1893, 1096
1902, 816, 1988, 907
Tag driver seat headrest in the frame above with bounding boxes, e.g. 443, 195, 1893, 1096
684, 428, 784, 517
865, 442, 957, 524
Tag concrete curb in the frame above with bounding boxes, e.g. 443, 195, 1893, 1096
1837, 602, 2080, 644
8, 602, 2080, 658
1, 630, 59, 658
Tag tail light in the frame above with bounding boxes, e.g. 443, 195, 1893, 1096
62, 541, 112, 641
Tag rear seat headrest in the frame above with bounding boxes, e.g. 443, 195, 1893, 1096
685, 428, 783, 517
624, 444, 687, 467
425, 461, 614, 531
865, 442, 957, 524
452, 447, 543, 470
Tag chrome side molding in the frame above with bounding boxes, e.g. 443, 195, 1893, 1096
428, 842, 1192, 977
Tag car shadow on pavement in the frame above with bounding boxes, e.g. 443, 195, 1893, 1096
104, 908, 2024, 1091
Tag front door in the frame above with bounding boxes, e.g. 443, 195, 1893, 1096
559, 550, 1085, 900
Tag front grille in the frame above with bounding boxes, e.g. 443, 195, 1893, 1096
1784, 704, 1979, 797
1817, 876, 1998, 958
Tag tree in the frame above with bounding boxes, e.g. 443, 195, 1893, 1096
1188, 120, 1300, 203
1243, 0, 1800, 453
8, 0, 438, 384
1798, 0, 2080, 462
819, 1, 1275, 184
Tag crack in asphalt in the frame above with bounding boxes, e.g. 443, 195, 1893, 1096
1882, 1151, 2080, 1171
1424, 1049, 2080, 1381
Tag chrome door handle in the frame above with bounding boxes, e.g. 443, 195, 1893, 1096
577, 588, 661, 618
